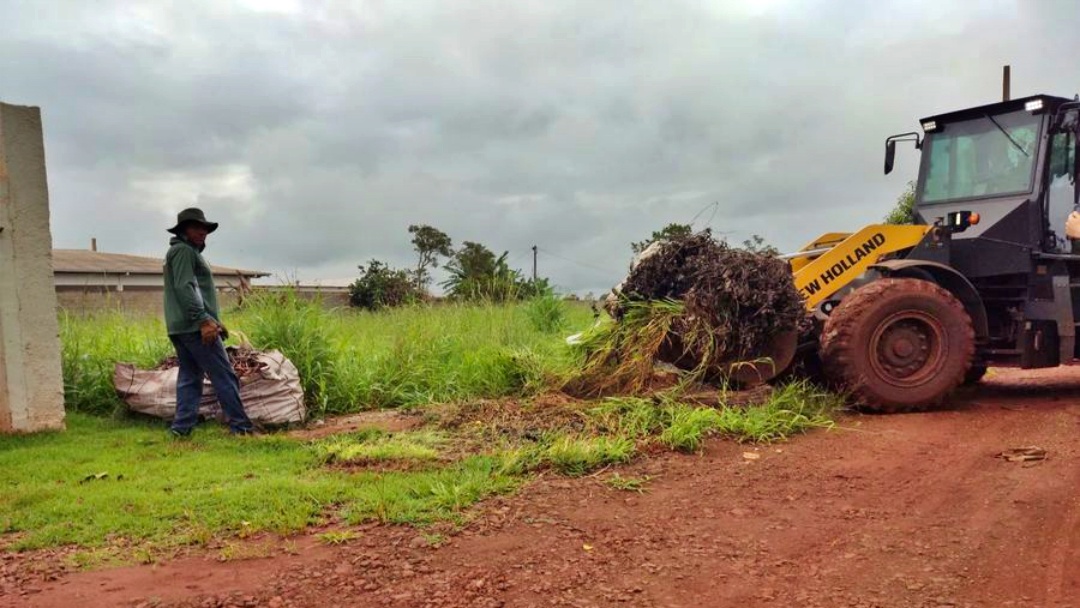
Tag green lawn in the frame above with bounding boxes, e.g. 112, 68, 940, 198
0, 415, 519, 554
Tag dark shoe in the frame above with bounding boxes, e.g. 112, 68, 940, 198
169, 428, 192, 440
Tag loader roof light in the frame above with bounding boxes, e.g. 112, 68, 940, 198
921, 120, 938, 132
969, 212, 980, 225
1025, 98, 1044, 112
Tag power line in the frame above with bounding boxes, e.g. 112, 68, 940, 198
689, 200, 719, 227
536, 247, 623, 277
685, 200, 744, 237
704, 201, 720, 227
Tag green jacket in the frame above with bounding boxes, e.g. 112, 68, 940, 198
163, 237, 220, 335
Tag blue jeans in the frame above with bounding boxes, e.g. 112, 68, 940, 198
169, 332, 253, 434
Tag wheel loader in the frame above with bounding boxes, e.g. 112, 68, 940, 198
772, 93, 1080, 412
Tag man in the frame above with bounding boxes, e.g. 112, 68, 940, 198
164, 208, 254, 437
1068, 208, 1080, 254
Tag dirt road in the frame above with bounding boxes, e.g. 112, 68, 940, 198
8, 367, 1080, 608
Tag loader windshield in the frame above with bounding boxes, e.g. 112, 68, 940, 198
920, 110, 1041, 203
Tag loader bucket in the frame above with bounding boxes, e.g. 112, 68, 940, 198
727, 329, 798, 387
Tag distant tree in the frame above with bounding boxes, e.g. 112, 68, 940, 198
884, 182, 917, 225
349, 259, 420, 310
740, 234, 779, 256
631, 223, 694, 254
448, 241, 497, 280
442, 241, 548, 301
407, 224, 453, 290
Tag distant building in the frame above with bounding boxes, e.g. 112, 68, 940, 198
52, 247, 269, 313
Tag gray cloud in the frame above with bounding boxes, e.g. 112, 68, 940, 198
2, 0, 1079, 294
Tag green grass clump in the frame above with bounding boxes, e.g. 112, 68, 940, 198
340, 456, 519, 523
605, 473, 651, 493
588, 396, 667, 438
587, 381, 840, 452
713, 381, 840, 442
315, 430, 445, 464
659, 406, 724, 452
543, 435, 635, 477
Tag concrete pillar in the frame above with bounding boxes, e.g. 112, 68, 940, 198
0, 102, 65, 433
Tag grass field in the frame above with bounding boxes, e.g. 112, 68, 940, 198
61, 294, 595, 416
5, 296, 841, 565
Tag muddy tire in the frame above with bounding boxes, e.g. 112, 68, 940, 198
820, 278, 974, 412
963, 364, 988, 386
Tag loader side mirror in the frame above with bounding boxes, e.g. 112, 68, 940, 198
884, 132, 922, 176
884, 140, 897, 175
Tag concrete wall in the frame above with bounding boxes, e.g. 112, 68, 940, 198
57, 288, 242, 317
0, 103, 65, 432
254, 286, 352, 309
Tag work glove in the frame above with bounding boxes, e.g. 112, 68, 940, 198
218, 324, 229, 341
200, 320, 220, 345
1067, 211, 1080, 240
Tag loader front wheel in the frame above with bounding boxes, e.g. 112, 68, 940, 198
820, 278, 974, 412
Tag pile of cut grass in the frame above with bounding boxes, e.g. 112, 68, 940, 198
574, 232, 808, 396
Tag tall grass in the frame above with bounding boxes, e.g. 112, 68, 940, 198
59, 295, 592, 416
59, 311, 173, 415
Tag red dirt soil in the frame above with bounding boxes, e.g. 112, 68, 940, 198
6, 367, 1080, 608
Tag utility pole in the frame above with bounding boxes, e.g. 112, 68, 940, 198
531, 245, 538, 282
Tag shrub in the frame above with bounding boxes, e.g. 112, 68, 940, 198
885, 182, 916, 225
349, 260, 422, 310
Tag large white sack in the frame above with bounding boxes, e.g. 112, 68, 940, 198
114, 349, 307, 425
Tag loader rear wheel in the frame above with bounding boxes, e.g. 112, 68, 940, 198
820, 278, 974, 412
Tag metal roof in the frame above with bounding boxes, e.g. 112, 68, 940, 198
52, 249, 269, 278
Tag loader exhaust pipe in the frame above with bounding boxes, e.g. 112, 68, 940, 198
1003, 65, 1011, 102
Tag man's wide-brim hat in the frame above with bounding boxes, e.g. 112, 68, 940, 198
167, 208, 219, 235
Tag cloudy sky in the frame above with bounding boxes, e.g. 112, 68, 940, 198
2, 0, 1077, 294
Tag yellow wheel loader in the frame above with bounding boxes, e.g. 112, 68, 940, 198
773, 94, 1080, 412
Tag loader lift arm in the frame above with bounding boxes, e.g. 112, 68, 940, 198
791, 225, 931, 309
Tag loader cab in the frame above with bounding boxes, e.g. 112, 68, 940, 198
911, 96, 1077, 266
887, 94, 1080, 368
